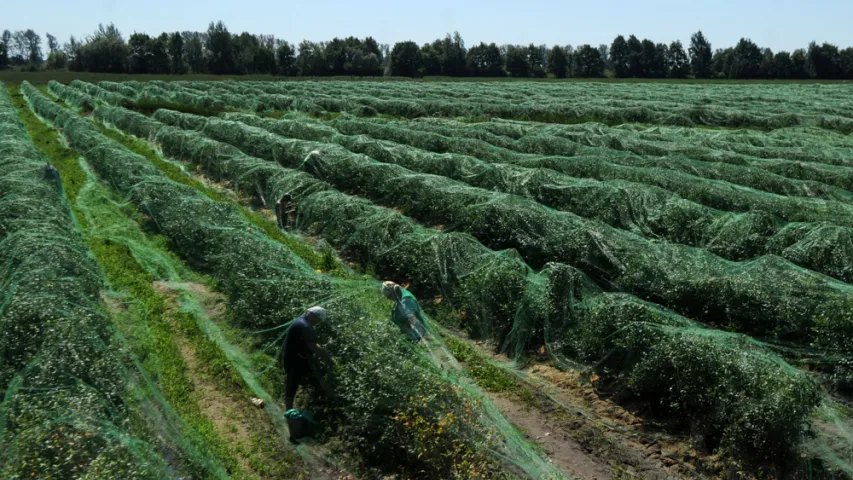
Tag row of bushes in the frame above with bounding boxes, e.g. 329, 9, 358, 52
1, 83, 188, 478
346, 115, 853, 199
225, 113, 853, 284
25, 82, 548, 479
121, 105, 826, 464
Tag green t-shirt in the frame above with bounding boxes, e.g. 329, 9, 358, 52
391, 289, 427, 341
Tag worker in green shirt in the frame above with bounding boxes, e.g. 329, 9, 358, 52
381, 281, 428, 342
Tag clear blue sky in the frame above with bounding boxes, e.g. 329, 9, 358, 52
5, 0, 852, 52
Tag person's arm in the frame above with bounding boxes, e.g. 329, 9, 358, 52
307, 342, 333, 365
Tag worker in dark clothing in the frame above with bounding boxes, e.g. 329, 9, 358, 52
275, 194, 297, 230
43, 162, 63, 195
381, 281, 428, 342
280, 306, 334, 412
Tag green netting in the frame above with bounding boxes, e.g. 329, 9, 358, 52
335, 115, 853, 200
152, 111, 853, 359
224, 113, 853, 284
69, 79, 134, 107
26, 84, 568, 479
1, 82, 232, 478
94, 103, 835, 465
48, 80, 96, 111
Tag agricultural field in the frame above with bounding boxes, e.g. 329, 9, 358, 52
3, 77, 853, 480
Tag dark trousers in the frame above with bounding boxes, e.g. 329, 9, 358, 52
285, 361, 323, 402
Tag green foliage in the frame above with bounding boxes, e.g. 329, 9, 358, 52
390, 40, 422, 77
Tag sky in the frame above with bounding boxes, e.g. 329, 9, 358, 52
4, 0, 852, 53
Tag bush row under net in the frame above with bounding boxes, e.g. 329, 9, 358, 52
47, 80, 96, 111
152, 110, 853, 361
97, 104, 825, 464
25, 86, 562, 480
354, 115, 853, 198
3, 82, 212, 478
69, 79, 134, 108
224, 113, 853, 284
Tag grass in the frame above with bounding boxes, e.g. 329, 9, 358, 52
11, 82, 303, 479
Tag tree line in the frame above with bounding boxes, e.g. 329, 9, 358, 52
2, 22, 853, 80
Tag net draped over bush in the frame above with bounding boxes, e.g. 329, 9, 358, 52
26, 83, 566, 480
92, 104, 827, 462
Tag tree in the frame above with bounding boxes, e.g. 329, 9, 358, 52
467, 42, 504, 77
440, 32, 467, 76
23, 29, 42, 64
610, 35, 629, 77
233, 32, 259, 74
206, 21, 234, 74
639, 39, 658, 77
505, 45, 529, 77
0, 42, 8, 70
46, 51, 68, 70
296, 40, 326, 76
11, 31, 27, 64
667, 40, 689, 78
128, 33, 152, 73
70, 24, 128, 73
420, 41, 442, 75
712, 47, 734, 78
808, 42, 841, 79
168, 32, 184, 74
253, 42, 277, 74
840, 48, 853, 80
547, 45, 569, 78
276, 40, 298, 75
626, 35, 643, 77
1, 31, 10, 50
46, 33, 59, 53
598, 44, 610, 71
183, 32, 205, 74
729, 38, 762, 79
758, 48, 775, 79
527, 43, 546, 78
689, 30, 713, 78
389, 40, 422, 77
791, 48, 809, 79
772, 51, 793, 79
574, 44, 605, 77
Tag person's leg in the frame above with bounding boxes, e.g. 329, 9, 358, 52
307, 361, 335, 400
284, 366, 303, 411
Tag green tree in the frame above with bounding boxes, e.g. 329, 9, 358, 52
758, 48, 774, 79
296, 40, 326, 76
46, 51, 68, 70
840, 48, 853, 80
527, 43, 546, 78
150, 33, 170, 74
547, 45, 569, 78
626, 35, 643, 77
791, 48, 809, 79
505, 45, 529, 77
390, 41, 422, 77
667, 40, 689, 78
128, 33, 152, 73
253, 43, 277, 74
233, 32, 259, 74
440, 32, 467, 76
729, 38, 762, 79
276, 40, 298, 75
689, 30, 713, 78
772, 51, 793, 79
168, 32, 184, 74
73, 24, 128, 73
46, 33, 59, 53
466, 42, 503, 77
609, 35, 629, 77
639, 39, 657, 77
183, 32, 205, 74
808, 41, 841, 79
0, 41, 8, 70
574, 44, 605, 77
23, 29, 42, 64
420, 41, 442, 75
205, 21, 234, 74
712, 47, 734, 78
